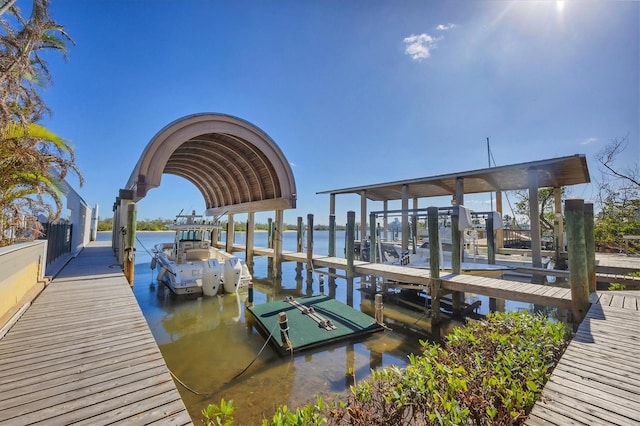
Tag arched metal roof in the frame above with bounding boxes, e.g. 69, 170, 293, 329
125, 113, 296, 215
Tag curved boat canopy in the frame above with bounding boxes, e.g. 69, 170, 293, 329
124, 113, 296, 216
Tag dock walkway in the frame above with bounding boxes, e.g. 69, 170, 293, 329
526, 290, 640, 426
280, 251, 574, 309
0, 241, 192, 425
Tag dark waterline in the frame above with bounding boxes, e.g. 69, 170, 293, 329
101, 231, 542, 423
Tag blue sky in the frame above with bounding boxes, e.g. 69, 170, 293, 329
41, 0, 638, 225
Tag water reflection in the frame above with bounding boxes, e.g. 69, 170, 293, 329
124, 231, 564, 424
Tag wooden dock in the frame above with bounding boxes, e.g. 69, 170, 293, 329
526, 290, 640, 426
277, 250, 575, 309
0, 241, 193, 425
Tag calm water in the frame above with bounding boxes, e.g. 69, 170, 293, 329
103, 230, 539, 424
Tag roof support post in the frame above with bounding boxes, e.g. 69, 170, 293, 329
528, 167, 543, 280
401, 185, 409, 253
412, 197, 418, 254
346, 211, 355, 278
428, 206, 441, 325
329, 194, 336, 258
495, 191, 503, 249
360, 191, 367, 258
383, 200, 388, 241
451, 177, 465, 315
225, 214, 235, 254
554, 187, 564, 251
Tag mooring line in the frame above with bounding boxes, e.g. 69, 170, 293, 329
169, 369, 203, 395
229, 319, 282, 382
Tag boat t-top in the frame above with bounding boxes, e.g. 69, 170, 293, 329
152, 211, 252, 296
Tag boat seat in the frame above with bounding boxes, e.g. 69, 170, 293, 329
186, 249, 209, 261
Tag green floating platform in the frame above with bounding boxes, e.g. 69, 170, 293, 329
247, 295, 384, 356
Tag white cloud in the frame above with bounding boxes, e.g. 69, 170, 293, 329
580, 137, 598, 145
403, 33, 441, 61
436, 23, 456, 31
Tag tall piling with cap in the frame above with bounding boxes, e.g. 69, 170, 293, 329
295, 216, 304, 278
584, 202, 596, 292
565, 199, 590, 326
427, 206, 441, 325
346, 211, 355, 279
124, 203, 137, 287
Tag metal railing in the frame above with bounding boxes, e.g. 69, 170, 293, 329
39, 222, 73, 266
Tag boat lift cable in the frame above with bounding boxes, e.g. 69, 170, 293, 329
135, 236, 155, 258
229, 320, 284, 382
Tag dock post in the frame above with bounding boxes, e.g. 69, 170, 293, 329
487, 214, 496, 264
374, 293, 384, 324
584, 202, 596, 293
124, 203, 137, 287
328, 214, 336, 257
246, 212, 255, 272
296, 217, 303, 278
247, 282, 254, 307
428, 206, 441, 325
306, 214, 314, 289
346, 211, 355, 279
369, 212, 377, 264
278, 312, 291, 350
267, 218, 273, 271
565, 199, 590, 326
328, 214, 336, 288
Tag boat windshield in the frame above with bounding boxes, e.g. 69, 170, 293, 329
178, 230, 210, 241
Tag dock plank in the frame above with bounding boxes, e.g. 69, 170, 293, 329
0, 241, 192, 425
526, 290, 640, 426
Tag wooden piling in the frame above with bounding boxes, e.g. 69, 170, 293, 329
306, 213, 314, 264
328, 214, 336, 257
451, 208, 460, 274
123, 203, 137, 287
584, 202, 596, 292
370, 212, 377, 263
374, 293, 384, 324
487, 214, 496, 264
565, 199, 590, 325
427, 206, 441, 325
296, 217, 303, 277
346, 211, 355, 278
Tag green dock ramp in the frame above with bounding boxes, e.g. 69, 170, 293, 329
247, 295, 384, 356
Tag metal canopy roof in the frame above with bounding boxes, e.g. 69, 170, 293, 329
317, 154, 590, 201
125, 113, 297, 215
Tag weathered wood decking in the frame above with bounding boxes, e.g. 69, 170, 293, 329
278, 251, 575, 309
0, 241, 192, 425
526, 290, 640, 426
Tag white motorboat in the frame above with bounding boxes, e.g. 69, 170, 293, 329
151, 211, 252, 296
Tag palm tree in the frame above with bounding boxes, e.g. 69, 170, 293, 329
0, 0, 82, 246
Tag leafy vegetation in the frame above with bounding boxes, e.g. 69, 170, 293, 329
202, 399, 235, 426
593, 135, 639, 254
207, 311, 570, 425
0, 0, 82, 246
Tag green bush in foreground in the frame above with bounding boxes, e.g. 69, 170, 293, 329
211, 311, 571, 426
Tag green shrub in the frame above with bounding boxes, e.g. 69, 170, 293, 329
202, 399, 235, 426
205, 311, 570, 425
